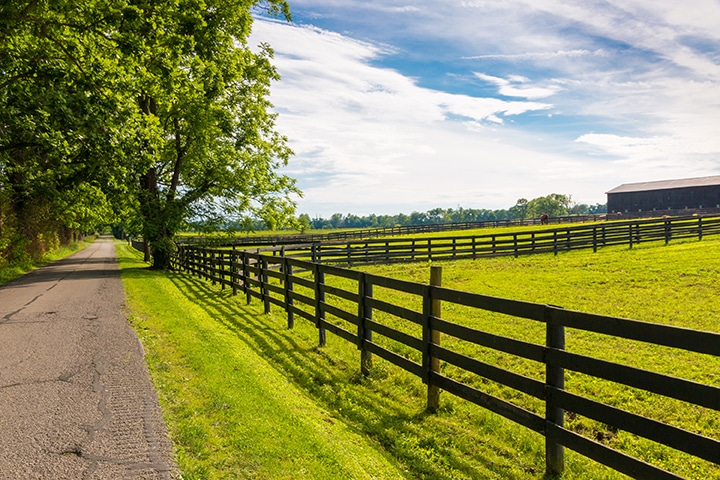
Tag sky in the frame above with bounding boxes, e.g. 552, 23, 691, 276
249, 1, 720, 218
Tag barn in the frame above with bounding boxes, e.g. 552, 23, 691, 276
606, 175, 720, 215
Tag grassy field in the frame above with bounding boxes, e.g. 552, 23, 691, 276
118, 244, 410, 479
118, 234, 720, 479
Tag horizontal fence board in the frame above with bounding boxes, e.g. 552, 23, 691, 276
264, 283, 285, 296
288, 304, 315, 323
289, 275, 315, 290
365, 273, 426, 296
434, 288, 546, 321
432, 374, 545, 433
267, 296, 285, 309
367, 297, 424, 325
549, 388, 720, 465
366, 319, 423, 352
433, 345, 545, 399
433, 318, 546, 363
322, 302, 358, 325
321, 283, 358, 302
546, 424, 683, 480
552, 309, 720, 356
548, 348, 720, 411
366, 342, 424, 377
320, 263, 363, 281
288, 290, 315, 308
319, 319, 358, 344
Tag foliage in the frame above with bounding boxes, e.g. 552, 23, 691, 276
1, 0, 299, 269
0, 237, 92, 285
298, 197, 607, 231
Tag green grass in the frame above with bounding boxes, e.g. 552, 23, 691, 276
117, 244, 410, 479
0, 237, 94, 286
357, 238, 720, 479
118, 234, 720, 479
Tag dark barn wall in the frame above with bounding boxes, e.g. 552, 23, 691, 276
608, 185, 720, 213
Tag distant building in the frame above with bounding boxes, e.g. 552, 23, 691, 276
606, 175, 720, 214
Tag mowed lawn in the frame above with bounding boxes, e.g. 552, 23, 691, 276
118, 244, 409, 479
117, 233, 720, 479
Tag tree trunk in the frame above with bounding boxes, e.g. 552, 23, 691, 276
143, 238, 151, 262
151, 242, 171, 270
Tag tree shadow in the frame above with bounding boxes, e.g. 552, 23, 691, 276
165, 271, 547, 479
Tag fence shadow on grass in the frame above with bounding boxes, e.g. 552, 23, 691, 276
166, 271, 554, 480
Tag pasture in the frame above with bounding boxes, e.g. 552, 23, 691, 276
120, 234, 720, 479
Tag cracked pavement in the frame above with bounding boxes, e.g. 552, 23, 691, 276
0, 237, 178, 479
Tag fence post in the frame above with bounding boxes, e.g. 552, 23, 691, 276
231, 250, 238, 296
315, 264, 326, 346
425, 265, 442, 412
244, 255, 251, 305
219, 251, 225, 290
202, 249, 208, 279
664, 218, 671, 245
592, 227, 598, 253
358, 273, 373, 375
285, 259, 294, 329
545, 306, 565, 475
698, 217, 703, 240
261, 257, 270, 314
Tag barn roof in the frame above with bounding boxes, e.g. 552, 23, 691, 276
606, 175, 720, 194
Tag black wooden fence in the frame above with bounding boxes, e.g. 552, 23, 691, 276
171, 246, 720, 479
177, 214, 604, 246
235, 215, 720, 266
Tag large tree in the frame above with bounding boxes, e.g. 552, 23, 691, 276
1, 0, 128, 259
121, 0, 298, 268
1, 0, 299, 268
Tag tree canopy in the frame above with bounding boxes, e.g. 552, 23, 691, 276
1, 0, 298, 268
281, 197, 607, 231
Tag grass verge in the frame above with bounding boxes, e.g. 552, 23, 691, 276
117, 235, 720, 479
0, 237, 94, 286
117, 243, 410, 479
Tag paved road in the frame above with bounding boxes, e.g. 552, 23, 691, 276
0, 237, 178, 479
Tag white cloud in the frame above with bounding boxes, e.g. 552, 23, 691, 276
473, 73, 562, 99
250, 2, 720, 216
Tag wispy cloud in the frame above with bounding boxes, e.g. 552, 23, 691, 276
251, 1, 720, 216
465, 49, 608, 61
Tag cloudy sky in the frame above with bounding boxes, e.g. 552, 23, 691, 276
249, 1, 720, 217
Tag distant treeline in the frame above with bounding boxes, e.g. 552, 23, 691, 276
298, 194, 607, 231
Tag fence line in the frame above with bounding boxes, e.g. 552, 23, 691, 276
171, 245, 720, 479
231, 215, 720, 266
177, 214, 605, 246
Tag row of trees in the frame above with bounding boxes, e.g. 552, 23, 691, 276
1, 0, 297, 269
298, 195, 607, 230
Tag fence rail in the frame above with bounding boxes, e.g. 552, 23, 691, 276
171, 245, 720, 479
177, 214, 605, 246
236, 215, 720, 266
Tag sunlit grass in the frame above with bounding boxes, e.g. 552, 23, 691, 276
117, 244, 409, 479
119, 234, 720, 479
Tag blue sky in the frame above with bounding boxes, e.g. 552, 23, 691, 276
250, 1, 720, 217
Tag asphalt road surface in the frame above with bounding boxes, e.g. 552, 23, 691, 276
0, 237, 178, 479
